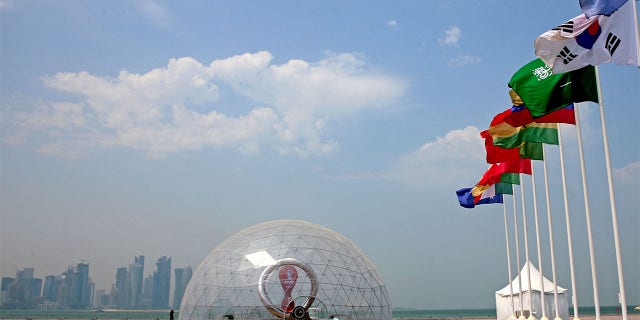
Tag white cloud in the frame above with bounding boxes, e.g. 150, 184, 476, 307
6, 51, 406, 158
132, 0, 171, 27
438, 26, 461, 47
0, 0, 12, 11
387, 20, 397, 27
447, 54, 482, 67
382, 126, 486, 188
614, 161, 640, 183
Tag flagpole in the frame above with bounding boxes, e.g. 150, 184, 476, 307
541, 145, 560, 320
503, 200, 517, 320
632, 0, 640, 67
574, 103, 601, 320
530, 163, 547, 320
519, 173, 534, 320
557, 126, 580, 320
514, 187, 525, 320
594, 66, 628, 320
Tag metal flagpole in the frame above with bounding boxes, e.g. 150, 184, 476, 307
594, 66, 627, 320
519, 173, 534, 320
541, 145, 560, 320
503, 201, 516, 320
632, 0, 640, 67
574, 103, 601, 320
514, 187, 525, 320
557, 126, 580, 320
530, 163, 547, 320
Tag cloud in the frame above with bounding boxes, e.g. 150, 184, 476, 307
5, 51, 406, 158
381, 126, 486, 188
132, 0, 171, 27
387, 20, 397, 28
447, 54, 482, 67
438, 26, 461, 47
614, 161, 640, 183
0, 0, 12, 11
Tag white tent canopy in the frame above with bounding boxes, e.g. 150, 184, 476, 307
495, 261, 569, 320
497, 261, 568, 296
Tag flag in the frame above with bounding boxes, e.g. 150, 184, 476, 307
520, 140, 544, 160
477, 159, 532, 187
501, 173, 521, 185
456, 186, 504, 208
508, 58, 598, 117
481, 130, 543, 163
492, 123, 559, 148
535, 0, 639, 73
489, 108, 559, 148
580, 0, 628, 18
509, 104, 576, 125
472, 182, 514, 197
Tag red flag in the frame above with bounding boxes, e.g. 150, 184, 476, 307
481, 130, 543, 163
477, 158, 532, 186
482, 130, 521, 164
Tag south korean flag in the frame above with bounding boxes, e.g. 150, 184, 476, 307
534, 0, 639, 73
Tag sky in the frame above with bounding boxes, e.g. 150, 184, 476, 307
1, 0, 639, 310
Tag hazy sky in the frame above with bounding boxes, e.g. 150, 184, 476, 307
1, 0, 638, 310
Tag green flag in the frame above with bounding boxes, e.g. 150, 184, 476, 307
493, 123, 559, 149
508, 58, 598, 117
495, 183, 514, 195
520, 141, 544, 160
500, 173, 520, 185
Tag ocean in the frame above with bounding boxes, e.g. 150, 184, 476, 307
0, 306, 637, 320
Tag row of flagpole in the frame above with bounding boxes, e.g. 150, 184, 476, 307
456, 1, 639, 319
496, 97, 627, 320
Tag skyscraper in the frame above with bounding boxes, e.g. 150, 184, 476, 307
151, 256, 171, 309
125, 256, 144, 309
42, 275, 56, 301
114, 267, 127, 309
172, 266, 192, 309
4, 268, 41, 309
69, 262, 90, 309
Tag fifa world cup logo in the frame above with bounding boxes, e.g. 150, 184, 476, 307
278, 265, 298, 312
258, 258, 318, 319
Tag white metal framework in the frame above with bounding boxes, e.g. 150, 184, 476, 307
179, 220, 391, 320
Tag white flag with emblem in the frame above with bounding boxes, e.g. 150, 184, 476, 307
534, 0, 639, 73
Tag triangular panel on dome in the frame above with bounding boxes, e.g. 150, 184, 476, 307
180, 220, 391, 320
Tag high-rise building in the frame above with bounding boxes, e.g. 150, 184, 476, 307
173, 268, 183, 309
0, 277, 12, 305
172, 266, 192, 309
142, 274, 153, 308
126, 262, 142, 308
69, 262, 90, 309
42, 275, 56, 301
151, 256, 171, 309
114, 267, 127, 309
4, 268, 41, 309
56, 267, 74, 309
134, 255, 144, 307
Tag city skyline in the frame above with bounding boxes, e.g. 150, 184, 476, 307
0, 256, 192, 310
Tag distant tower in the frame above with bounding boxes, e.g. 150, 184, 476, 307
173, 268, 183, 310
42, 275, 56, 301
6, 267, 43, 309
114, 267, 128, 309
151, 256, 171, 309
134, 255, 144, 308
126, 256, 144, 309
142, 274, 154, 308
70, 262, 90, 309
173, 266, 192, 309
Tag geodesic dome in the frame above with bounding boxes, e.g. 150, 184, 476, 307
179, 220, 391, 320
